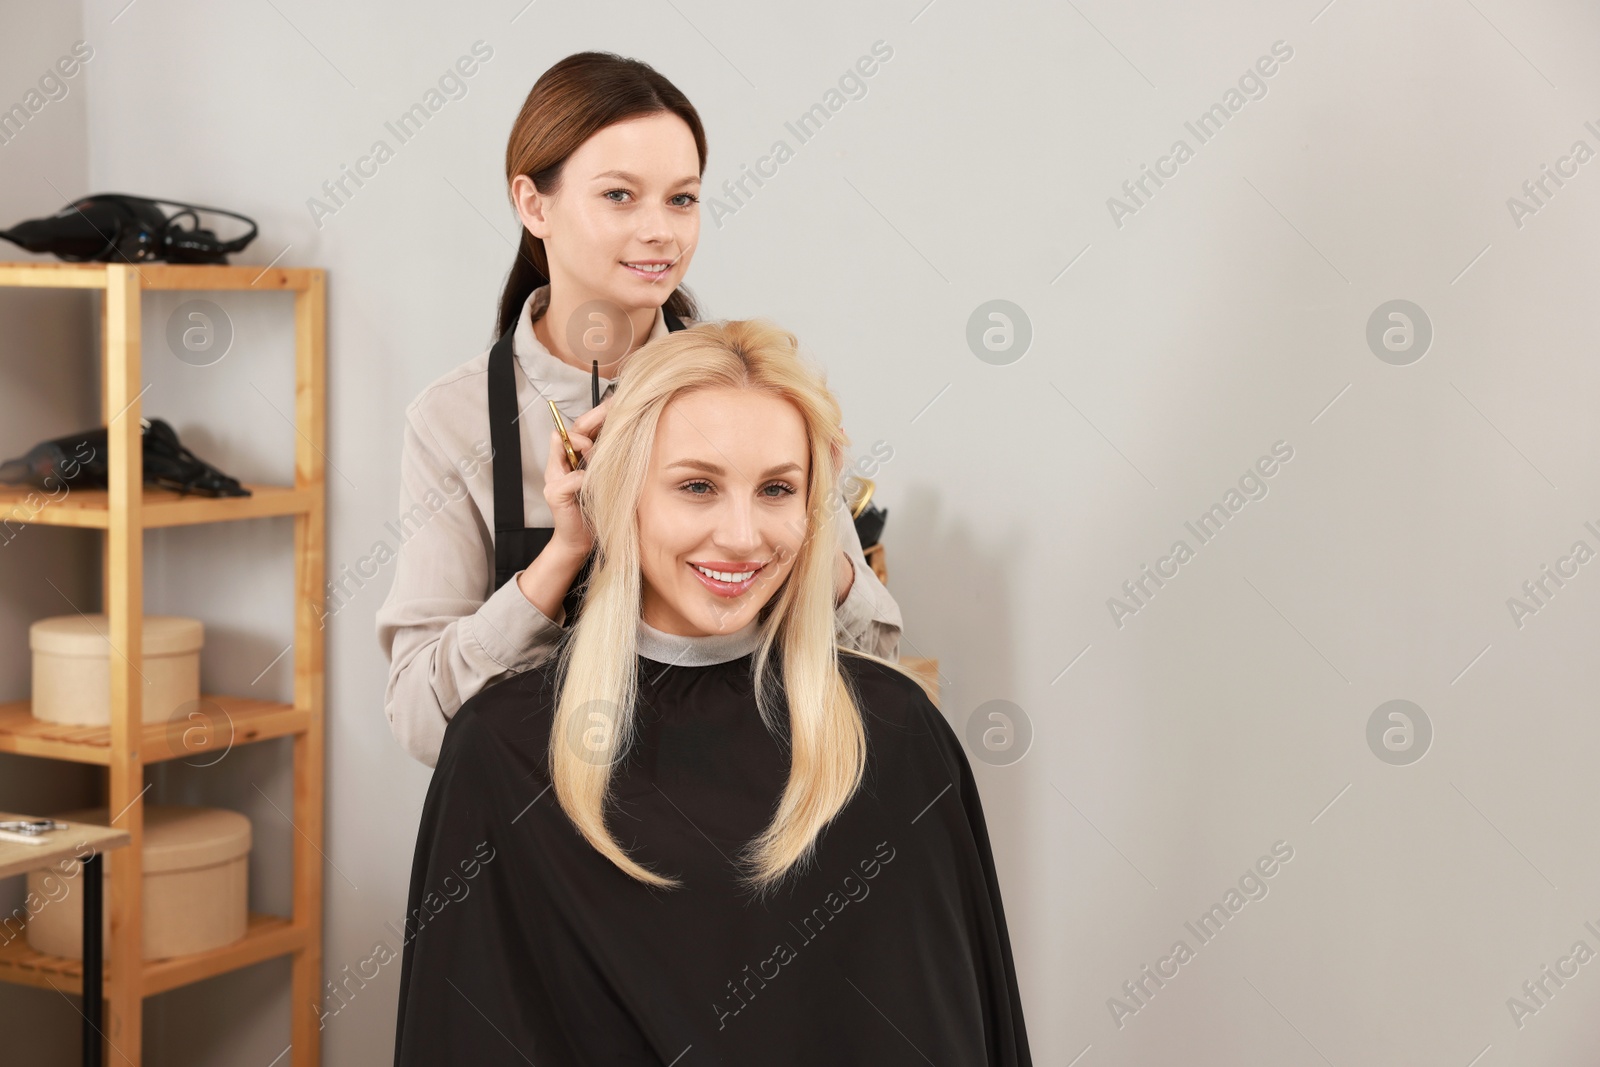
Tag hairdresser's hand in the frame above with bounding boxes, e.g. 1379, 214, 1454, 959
569, 395, 614, 444
515, 428, 595, 623
834, 550, 855, 607
542, 426, 596, 562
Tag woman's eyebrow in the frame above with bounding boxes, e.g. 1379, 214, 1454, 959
665, 458, 802, 479
590, 169, 701, 189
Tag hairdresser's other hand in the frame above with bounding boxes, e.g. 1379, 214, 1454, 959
834, 549, 855, 607
569, 394, 613, 444
543, 426, 596, 561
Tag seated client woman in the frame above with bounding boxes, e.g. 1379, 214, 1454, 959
392, 320, 1032, 1065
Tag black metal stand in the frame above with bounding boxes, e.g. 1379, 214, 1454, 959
81, 851, 102, 1067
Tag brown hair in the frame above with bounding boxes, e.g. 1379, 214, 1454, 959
497, 52, 707, 339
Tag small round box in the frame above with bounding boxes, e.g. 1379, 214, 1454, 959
26, 805, 251, 960
29, 614, 203, 725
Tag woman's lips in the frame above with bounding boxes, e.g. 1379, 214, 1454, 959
687, 561, 762, 598
622, 260, 673, 282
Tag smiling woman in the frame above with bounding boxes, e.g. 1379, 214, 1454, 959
515, 112, 704, 369
639, 389, 811, 631
391, 320, 1032, 1064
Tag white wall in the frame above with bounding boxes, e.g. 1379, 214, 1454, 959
2, 0, 1598, 1062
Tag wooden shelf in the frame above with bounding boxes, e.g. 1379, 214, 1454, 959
0, 695, 310, 765
0, 483, 312, 530
0, 913, 306, 997
0, 262, 320, 292
0, 260, 327, 1063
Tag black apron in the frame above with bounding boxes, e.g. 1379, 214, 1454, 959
486, 306, 688, 622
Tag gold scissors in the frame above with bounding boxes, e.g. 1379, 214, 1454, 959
547, 400, 584, 471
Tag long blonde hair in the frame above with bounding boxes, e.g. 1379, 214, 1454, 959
549, 319, 888, 897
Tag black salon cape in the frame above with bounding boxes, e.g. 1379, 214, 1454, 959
392, 648, 1032, 1066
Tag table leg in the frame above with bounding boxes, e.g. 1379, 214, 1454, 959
82, 851, 102, 1067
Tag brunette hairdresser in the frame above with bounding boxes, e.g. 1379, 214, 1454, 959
493, 52, 703, 339
376, 52, 905, 769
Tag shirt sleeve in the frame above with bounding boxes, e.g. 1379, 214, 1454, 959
374, 403, 568, 769
832, 501, 904, 661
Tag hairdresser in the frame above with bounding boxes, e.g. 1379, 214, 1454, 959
375, 52, 903, 768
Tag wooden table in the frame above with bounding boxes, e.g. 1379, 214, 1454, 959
0, 812, 131, 1067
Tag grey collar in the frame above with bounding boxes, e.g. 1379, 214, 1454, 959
636, 616, 763, 667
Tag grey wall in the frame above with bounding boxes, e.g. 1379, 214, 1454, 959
0, 5, 104, 1063
3, 0, 1598, 1063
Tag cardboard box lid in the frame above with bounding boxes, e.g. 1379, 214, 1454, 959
30, 614, 204, 658
50, 805, 250, 873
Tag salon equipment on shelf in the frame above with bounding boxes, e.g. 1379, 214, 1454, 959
0, 416, 251, 497
0, 193, 258, 264
848, 476, 887, 550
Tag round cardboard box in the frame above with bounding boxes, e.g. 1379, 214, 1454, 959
26, 805, 250, 961
30, 614, 203, 725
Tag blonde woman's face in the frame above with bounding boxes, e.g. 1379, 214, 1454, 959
637, 387, 810, 637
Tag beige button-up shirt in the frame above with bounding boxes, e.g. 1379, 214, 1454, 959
375, 287, 905, 767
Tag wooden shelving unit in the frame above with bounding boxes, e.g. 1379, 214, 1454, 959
0, 261, 326, 1065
